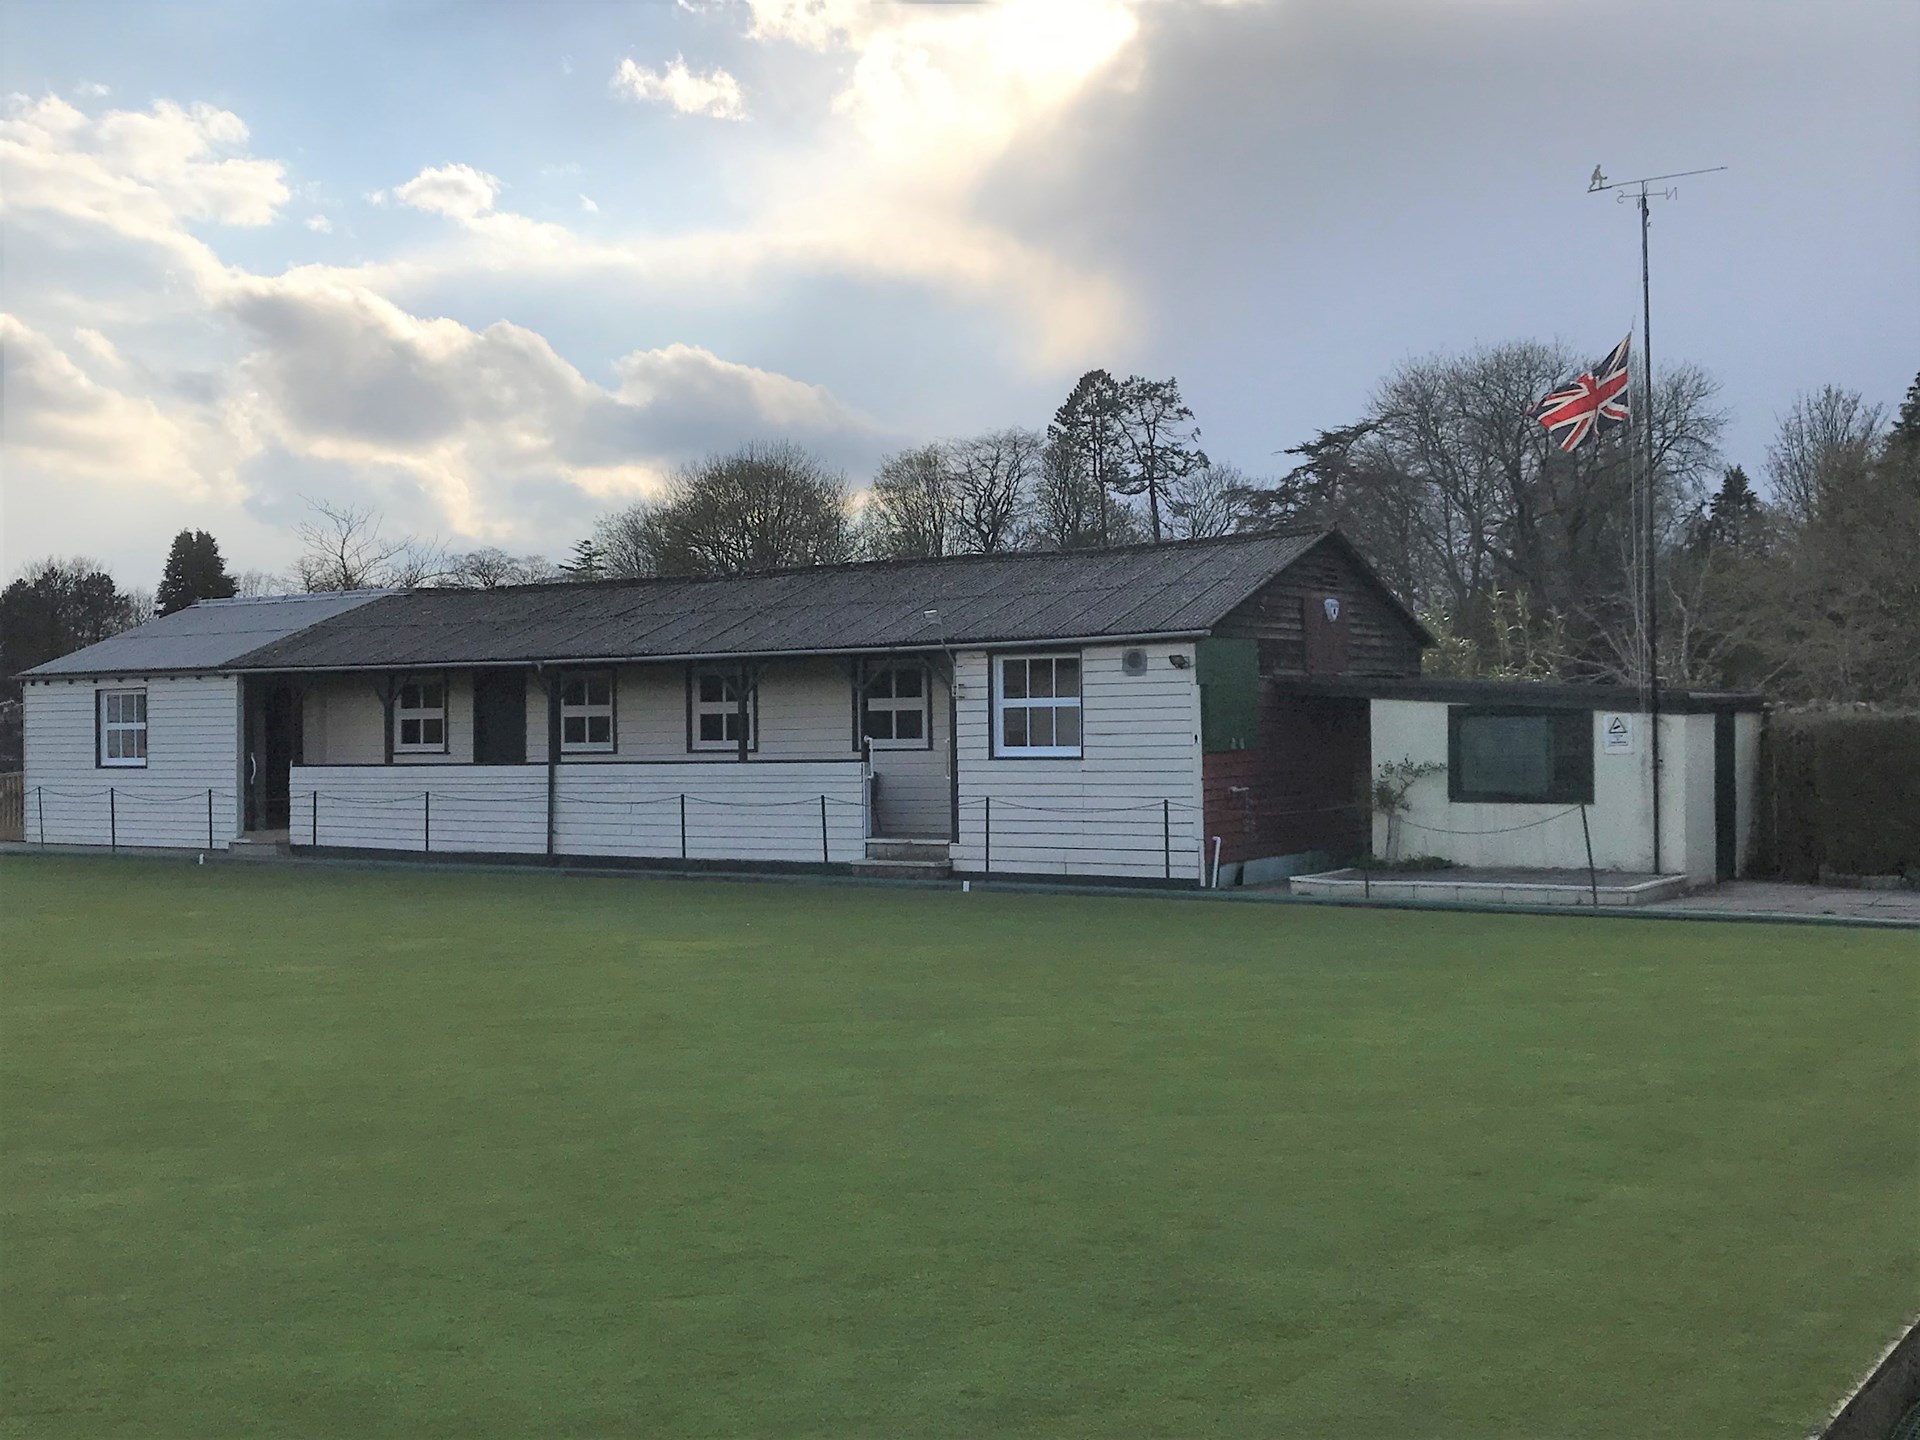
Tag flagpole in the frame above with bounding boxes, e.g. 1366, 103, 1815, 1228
1586, 163, 1724, 875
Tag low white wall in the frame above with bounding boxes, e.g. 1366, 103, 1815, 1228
1370, 700, 1742, 882
23, 675, 241, 849
289, 760, 866, 864
951, 642, 1205, 881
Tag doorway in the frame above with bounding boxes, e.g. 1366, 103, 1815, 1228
473, 670, 528, 765
245, 680, 299, 833
1714, 711, 1737, 881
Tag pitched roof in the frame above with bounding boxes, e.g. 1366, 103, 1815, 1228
21, 591, 392, 679
232, 530, 1356, 672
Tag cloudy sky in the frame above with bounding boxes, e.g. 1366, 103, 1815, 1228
3, 0, 1915, 586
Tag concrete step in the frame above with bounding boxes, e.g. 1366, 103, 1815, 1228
228, 836, 291, 861
850, 858, 953, 882
865, 837, 951, 863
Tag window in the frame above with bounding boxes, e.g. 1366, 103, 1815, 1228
98, 688, 148, 767
393, 677, 447, 753
1447, 706, 1594, 804
862, 664, 928, 749
559, 672, 615, 753
691, 667, 755, 751
993, 653, 1082, 757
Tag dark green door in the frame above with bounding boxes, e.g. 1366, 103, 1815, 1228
1714, 711, 1737, 881
473, 671, 528, 765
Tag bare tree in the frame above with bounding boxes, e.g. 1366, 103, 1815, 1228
863, 444, 957, 559
1764, 386, 1886, 523
950, 428, 1041, 553
1166, 462, 1257, 539
440, 548, 563, 589
234, 570, 287, 598
292, 499, 447, 591
594, 441, 854, 577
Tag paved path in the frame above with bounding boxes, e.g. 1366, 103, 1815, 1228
1645, 880, 1920, 924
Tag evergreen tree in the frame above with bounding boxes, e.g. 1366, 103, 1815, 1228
155, 529, 237, 615
1706, 465, 1762, 548
1047, 370, 1126, 546
561, 537, 605, 581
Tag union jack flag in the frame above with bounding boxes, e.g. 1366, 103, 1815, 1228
1535, 334, 1632, 452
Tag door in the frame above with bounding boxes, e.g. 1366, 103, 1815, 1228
473, 670, 528, 765
245, 681, 297, 831
1714, 711, 1737, 881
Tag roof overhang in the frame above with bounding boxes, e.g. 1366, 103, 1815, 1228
1270, 674, 1766, 713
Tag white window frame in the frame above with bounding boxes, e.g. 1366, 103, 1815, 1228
690, 667, 756, 752
992, 652, 1083, 759
393, 675, 448, 755
98, 687, 148, 768
862, 663, 930, 750
558, 671, 616, 754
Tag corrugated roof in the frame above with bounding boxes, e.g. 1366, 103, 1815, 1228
22, 592, 393, 678
231, 531, 1345, 671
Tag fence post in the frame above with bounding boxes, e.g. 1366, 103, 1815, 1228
679, 793, 687, 861
820, 794, 830, 864
37, 787, 46, 847
207, 788, 214, 851
109, 787, 117, 851
424, 791, 432, 854
1580, 803, 1598, 908
312, 791, 319, 849
1163, 798, 1171, 881
984, 795, 992, 875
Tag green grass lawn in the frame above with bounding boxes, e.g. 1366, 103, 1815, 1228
2, 856, 1914, 1438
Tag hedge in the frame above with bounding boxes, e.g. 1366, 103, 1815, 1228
1759, 711, 1920, 881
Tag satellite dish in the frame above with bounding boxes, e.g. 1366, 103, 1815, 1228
1122, 649, 1148, 676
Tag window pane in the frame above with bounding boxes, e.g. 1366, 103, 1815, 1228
562, 679, 585, 706
133, 692, 147, 721
563, 716, 585, 744
896, 709, 923, 741
104, 694, 121, 723
401, 719, 421, 745
132, 731, 148, 759
421, 683, 444, 709
699, 673, 724, 703
1461, 715, 1553, 798
1002, 708, 1028, 748
863, 710, 894, 741
422, 719, 444, 746
400, 684, 421, 709
587, 678, 611, 706
894, 667, 922, 699
1055, 659, 1080, 698
107, 732, 124, 759
587, 715, 611, 744
699, 713, 725, 741
723, 713, 743, 741
1030, 707, 1055, 748
1001, 660, 1027, 699
1028, 660, 1054, 698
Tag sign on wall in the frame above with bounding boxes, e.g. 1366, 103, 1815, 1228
1601, 712, 1634, 755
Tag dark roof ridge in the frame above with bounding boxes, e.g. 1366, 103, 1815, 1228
402, 527, 1333, 599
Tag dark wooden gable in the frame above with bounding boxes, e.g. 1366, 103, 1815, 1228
1210, 535, 1426, 679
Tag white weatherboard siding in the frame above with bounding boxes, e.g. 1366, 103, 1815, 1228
23, 676, 241, 848
1371, 701, 1754, 883
290, 761, 865, 863
301, 673, 474, 764
951, 643, 1204, 881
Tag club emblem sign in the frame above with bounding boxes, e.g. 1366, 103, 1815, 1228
1323, 597, 1341, 623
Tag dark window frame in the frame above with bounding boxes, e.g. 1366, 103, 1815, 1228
860, 661, 933, 752
557, 668, 618, 755
1446, 704, 1594, 805
686, 664, 759, 754
392, 672, 451, 756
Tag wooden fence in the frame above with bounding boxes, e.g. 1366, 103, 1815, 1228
0, 773, 22, 843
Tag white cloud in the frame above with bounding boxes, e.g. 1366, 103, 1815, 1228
745, 0, 866, 51
74, 80, 112, 99
0, 313, 242, 496
388, 162, 501, 219
305, 213, 332, 233
70, 326, 125, 369
579, 194, 599, 214
611, 56, 747, 120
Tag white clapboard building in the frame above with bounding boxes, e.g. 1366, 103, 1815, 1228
19, 530, 1762, 886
